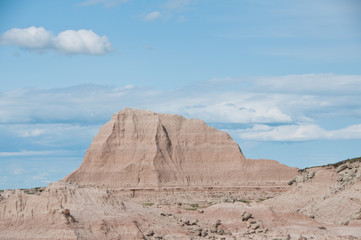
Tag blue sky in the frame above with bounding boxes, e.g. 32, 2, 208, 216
1, 0, 361, 189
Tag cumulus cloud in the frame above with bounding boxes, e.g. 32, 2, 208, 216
54, 29, 112, 55
0, 26, 112, 55
0, 26, 53, 49
143, 11, 162, 21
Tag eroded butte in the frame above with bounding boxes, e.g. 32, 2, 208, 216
1, 108, 360, 240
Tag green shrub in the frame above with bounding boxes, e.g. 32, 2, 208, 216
190, 203, 199, 208
185, 207, 197, 211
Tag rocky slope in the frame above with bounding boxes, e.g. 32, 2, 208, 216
266, 157, 361, 227
1, 158, 361, 240
65, 108, 297, 188
1, 109, 360, 239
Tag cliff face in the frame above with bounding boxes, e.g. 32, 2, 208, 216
65, 108, 297, 188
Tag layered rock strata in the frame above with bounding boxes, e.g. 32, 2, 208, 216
65, 108, 297, 188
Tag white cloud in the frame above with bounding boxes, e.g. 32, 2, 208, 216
143, 11, 162, 21
207, 74, 361, 94
257, 73, 361, 93
155, 96, 293, 124
332, 124, 361, 140
0, 26, 112, 55
0, 123, 101, 151
0, 84, 142, 124
0, 26, 53, 49
235, 123, 361, 141
0, 150, 57, 157
0, 74, 361, 126
0, 74, 361, 142
55, 29, 112, 55
0, 150, 82, 157
0, 84, 294, 126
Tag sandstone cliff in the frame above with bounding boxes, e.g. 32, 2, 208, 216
64, 108, 297, 188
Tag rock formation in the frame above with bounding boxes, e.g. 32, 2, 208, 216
269, 158, 361, 226
1, 109, 360, 239
1, 159, 361, 239
65, 108, 297, 188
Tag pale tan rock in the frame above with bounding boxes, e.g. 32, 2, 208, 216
266, 160, 361, 226
7, 109, 353, 240
65, 108, 297, 188
1, 162, 360, 240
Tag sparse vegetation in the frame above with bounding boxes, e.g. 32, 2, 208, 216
238, 199, 251, 204
185, 203, 199, 211
143, 202, 154, 207
184, 207, 198, 211
190, 203, 199, 208
21, 187, 44, 195
304, 156, 361, 170
257, 196, 273, 202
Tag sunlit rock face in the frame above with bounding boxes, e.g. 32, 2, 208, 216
64, 108, 296, 188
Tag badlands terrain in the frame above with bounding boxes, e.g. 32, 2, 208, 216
0, 108, 361, 239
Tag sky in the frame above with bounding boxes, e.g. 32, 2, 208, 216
1, 0, 361, 189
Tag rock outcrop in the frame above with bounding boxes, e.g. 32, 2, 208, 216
1, 109, 360, 240
268, 157, 361, 226
65, 108, 297, 188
